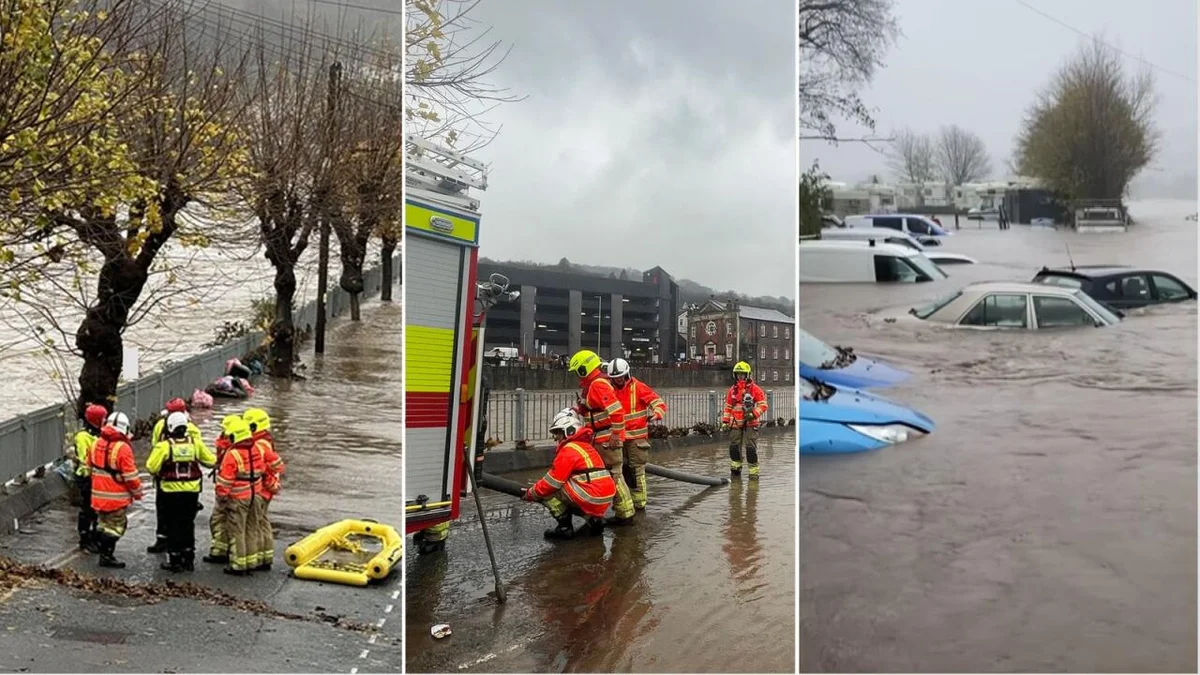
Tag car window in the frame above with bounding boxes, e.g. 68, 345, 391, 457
1151, 274, 1192, 301
1119, 274, 1151, 302
1071, 290, 1121, 324
912, 291, 963, 319
1036, 274, 1084, 290
903, 253, 948, 281
960, 294, 1028, 328
874, 254, 919, 282
905, 218, 931, 235
873, 217, 903, 231
797, 329, 839, 365
1103, 279, 1119, 296
1033, 295, 1095, 327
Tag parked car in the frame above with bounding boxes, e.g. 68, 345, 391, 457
799, 240, 949, 284
1031, 265, 1197, 309
818, 227, 977, 265
845, 213, 953, 242
908, 281, 1122, 329
797, 327, 910, 389
799, 375, 935, 455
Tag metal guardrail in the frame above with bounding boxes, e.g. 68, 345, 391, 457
487, 388, 797, 444
0, 256, 400, 483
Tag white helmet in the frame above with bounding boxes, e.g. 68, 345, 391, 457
607, 357, 631, 379
549, 408, 584, 437
105, 411, 131, 436
166, 411, 189, 434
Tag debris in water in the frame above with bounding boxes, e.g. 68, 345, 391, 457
431, 623, 452, 639
0, 556, 376, 633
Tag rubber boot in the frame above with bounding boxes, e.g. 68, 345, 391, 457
97, 536, 126, 569
146, 537, 167, 554
543, 514, 576, 540
605, 514, 635, 527
202, 553, 229, 564
79, 531, 100, 554
183, 549, 195, 572
223, 566, 250, 576
582, 517, 606, 537
160, 553, 184, 573
729, 443, 743, 477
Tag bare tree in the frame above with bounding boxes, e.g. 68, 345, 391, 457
935, 125, 991, 185
798, 0, 900, 139
886, 128, 935, 185
1016, 38, 1158, 200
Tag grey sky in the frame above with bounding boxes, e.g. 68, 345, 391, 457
460, 1, 796, 298
805, 0, 1198, 196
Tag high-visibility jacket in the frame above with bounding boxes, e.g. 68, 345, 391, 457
215, 440, 283, 501
151, 418, 206, 449
574, 371, 624, 446
89, 427, 143, 512
147, 436, 217, 493
614, 376, 666, 441
722, 380, 768, 429
252, 431, 285, 501
528, 427, 616, 518
73, 427, 99, 477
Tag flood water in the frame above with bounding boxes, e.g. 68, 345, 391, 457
799, 199, 1197, 672
405, 432, 796, 673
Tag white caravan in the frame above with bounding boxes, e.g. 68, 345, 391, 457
818, 227, 977, 266
799, 240, 949, 284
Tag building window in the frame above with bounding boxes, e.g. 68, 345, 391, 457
690, 325, 695, 338
760, 346, 766, 359
784, 370, 791, 382
689, 345, 696, 358
773, 370, 779, 382
705, 320, 717, 336
725, 343, 733, 359
725, 322, 733, 337
759, 323, 766, 337
784, 347, 790, 361
773, 347, 779, 360
772, 325, 778, 338
785, 327, 790, 339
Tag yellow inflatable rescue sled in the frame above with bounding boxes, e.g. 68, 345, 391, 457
285, 519, 403, 587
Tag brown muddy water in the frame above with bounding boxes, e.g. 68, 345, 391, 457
405, 432, 796, 674
799, 200, 1197, 673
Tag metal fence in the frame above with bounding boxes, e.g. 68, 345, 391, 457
487, 388, 798, 444
0, 256, 400, 484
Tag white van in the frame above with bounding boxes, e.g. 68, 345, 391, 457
818, 227, 977, 265
799, 240, 949, 283
844, 213, 951, 245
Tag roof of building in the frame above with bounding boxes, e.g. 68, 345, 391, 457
738, 305, 794, 324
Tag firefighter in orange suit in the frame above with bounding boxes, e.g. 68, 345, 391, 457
523, 408, 616, 539
203, 430, 234, 564
568, 349, 635, 525
89, 412, 143, 568
243, 408, 284, 570
212, 415, 272, 575
604, 358, 666, 510
721, 361, 768, 478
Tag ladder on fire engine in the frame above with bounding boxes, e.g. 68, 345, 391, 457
404, 133, 488, 214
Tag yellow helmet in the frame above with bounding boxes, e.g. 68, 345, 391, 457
243, 408, 271, 432
220, 414, 252, 444
733, 361, 752, 376
568, 350, 603, 378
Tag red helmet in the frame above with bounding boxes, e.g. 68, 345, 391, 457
165, 398, 188, 413
84, 404, 107, 429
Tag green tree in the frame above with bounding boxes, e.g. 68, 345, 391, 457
799, 161, 831, 238
1015, 39, 1158, 200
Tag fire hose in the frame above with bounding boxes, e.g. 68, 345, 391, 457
479, 463, 728, 498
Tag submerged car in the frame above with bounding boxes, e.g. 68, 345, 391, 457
797, 327, 910, 389
1032, 265, 1197, 309
909, 281, 1122, 329
817, 227, 977, 265
799, 376, 935, 455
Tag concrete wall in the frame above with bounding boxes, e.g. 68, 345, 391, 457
484, 364, 777, 390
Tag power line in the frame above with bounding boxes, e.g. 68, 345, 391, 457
1014, 0, 1197, 84
303, 0, 403, 18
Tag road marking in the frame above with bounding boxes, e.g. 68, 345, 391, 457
349, 668, 358, 674
384, 604, 393, 614
376, 617, 386, 628
390, 590, 399, 600
367, 634, 377, 645
358, 649, 369, 659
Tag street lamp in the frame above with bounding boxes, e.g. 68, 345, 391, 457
595, 294, 603, 352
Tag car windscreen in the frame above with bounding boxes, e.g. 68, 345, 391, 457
1072, 290, 1121, 324
911, 290, 963, 319
903, 253, 948, 281
1034, 273, 1084, 289
799, 377, 817, 401
798, 328, 839, 366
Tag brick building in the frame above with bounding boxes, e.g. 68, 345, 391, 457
685, 300, 795, 385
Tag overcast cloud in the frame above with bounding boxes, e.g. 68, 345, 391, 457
806, 0, 1197, 197
457, 1, 796, 298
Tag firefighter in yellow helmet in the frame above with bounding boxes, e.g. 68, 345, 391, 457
720, 361, 768, 477
243, 408, 284, 570
568, 349, 635, 524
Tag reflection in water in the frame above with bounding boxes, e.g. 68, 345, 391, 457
406, 434, 795, 674
800, 201, 1197, 673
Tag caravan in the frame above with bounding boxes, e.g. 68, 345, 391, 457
799, 240, 949, 284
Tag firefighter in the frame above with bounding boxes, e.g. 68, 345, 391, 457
414, 522, 450, 554
72, 404, 108, 553
146, 412, 216, 572
212, 415, 270, 575
148, 398, 207, 554
522, 408, 616, 539
604, 358, 666, 510
203, 426, 234, 565
243, 408, 284, 570
721, 361, 768, 478
89, 412, 143, 569
568, 349, 634, 525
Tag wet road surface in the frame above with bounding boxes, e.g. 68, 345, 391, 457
0, 300, 402, 673
799, 200, 1197, 673
405, 432, 796, 673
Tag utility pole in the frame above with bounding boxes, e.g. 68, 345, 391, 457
315, 61, 341, 355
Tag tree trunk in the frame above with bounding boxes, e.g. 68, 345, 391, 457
268, 263, 298, 377
380, 235, 396, 302
75, 257, 149, 416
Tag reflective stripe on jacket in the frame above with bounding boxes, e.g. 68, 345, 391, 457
214, 440, 266, 501
721, 380, 768, 428
576, 372, 625, 445
616, 377, 667, 441
147, 437, 217, 493
89, 429, 142, 511
529, 428, 615, 518
73, 429, 98, 477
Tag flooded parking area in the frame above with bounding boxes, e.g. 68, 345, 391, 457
406, 432, 795, 674
799, 200, 1197, 673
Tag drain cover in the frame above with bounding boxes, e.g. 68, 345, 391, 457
50, 627, 129, 645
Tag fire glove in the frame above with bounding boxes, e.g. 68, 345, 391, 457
522, 488, 536, 502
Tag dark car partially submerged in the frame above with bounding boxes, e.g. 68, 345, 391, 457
1032, 265, 1197, 310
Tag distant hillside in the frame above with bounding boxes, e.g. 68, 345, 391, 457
480, 257, 795, 316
